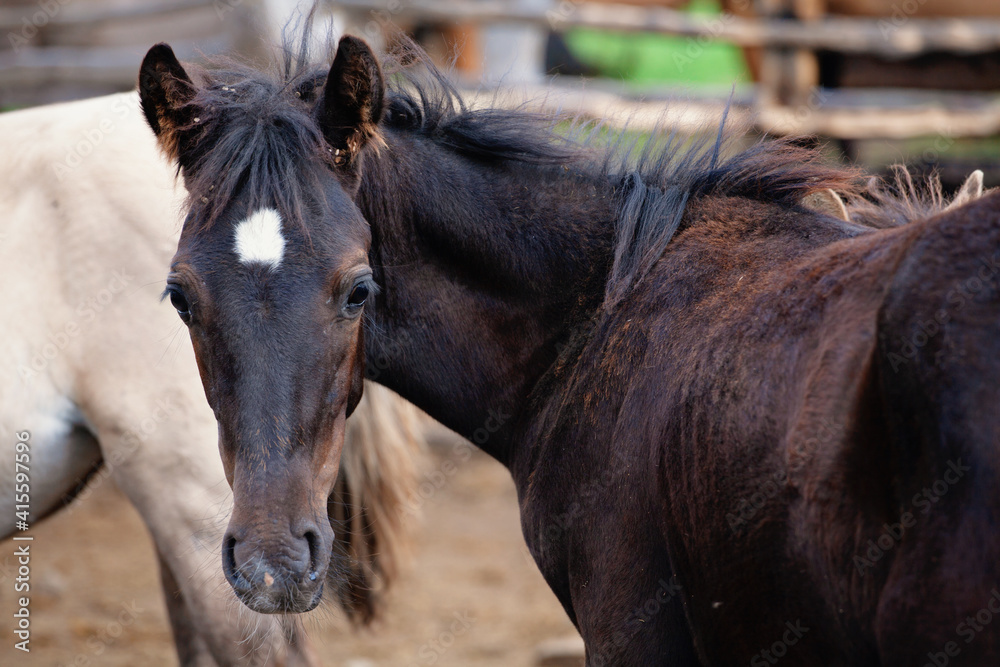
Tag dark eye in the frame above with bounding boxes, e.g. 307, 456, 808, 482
346, 283, 369, 309
169, 289, 191, 321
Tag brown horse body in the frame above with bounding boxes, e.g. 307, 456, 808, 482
138, 29, 1000, 664
513, 192, 1000, 664
363, 117, 1000, 663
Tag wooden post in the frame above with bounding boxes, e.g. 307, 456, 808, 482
756, 0, 821, 108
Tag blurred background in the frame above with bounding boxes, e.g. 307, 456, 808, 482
1, 0, 999, 665
3, 0, 1000, 187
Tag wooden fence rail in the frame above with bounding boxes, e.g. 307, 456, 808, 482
0, 0, 214, 34
333, 0, 1000, 57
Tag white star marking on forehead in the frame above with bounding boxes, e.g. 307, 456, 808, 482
233, 208, 286, 267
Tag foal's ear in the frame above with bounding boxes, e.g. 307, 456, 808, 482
138, 43, 197, 160
318, 36, 385, 166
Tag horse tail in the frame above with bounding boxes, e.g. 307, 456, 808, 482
328, 382, 425, 623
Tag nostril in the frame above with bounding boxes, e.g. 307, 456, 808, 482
223, 535, 240, 581
303, 528, 321, 573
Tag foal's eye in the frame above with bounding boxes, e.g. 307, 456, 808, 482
169, 289, 192, 321
346, 283, 369, 309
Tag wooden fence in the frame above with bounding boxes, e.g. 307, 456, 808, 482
335, 0, 1000, 140
0, 0, 267, 107
4, 0, 1000, 139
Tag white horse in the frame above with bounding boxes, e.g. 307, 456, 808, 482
0, 91, 423, 665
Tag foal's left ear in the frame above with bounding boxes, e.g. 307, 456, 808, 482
318, 36, 385, 167
138, 43, 197, 161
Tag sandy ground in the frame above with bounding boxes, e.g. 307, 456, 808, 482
0, 444, 580, 666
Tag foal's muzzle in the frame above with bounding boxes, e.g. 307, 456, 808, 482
222, 518, 331, 614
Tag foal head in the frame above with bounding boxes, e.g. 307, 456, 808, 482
139, 36, 385, 613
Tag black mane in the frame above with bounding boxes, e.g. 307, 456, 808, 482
381, 49, 579, 166
600, 129, 862, 305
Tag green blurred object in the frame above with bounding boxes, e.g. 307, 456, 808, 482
563, 0, 750, 86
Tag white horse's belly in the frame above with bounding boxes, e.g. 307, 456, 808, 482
0, 387, 102, 539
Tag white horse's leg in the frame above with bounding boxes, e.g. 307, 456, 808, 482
158, 549, 217, 667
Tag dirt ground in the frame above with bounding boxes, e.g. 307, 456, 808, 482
0, 444, 580, 666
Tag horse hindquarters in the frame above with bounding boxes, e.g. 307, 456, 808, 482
874, 193, 1000, 664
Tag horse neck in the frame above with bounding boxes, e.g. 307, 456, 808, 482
359, 131, 615, 464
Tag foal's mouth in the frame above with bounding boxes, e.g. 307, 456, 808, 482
227, 569, 326, 615
238, 581, 325, 615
